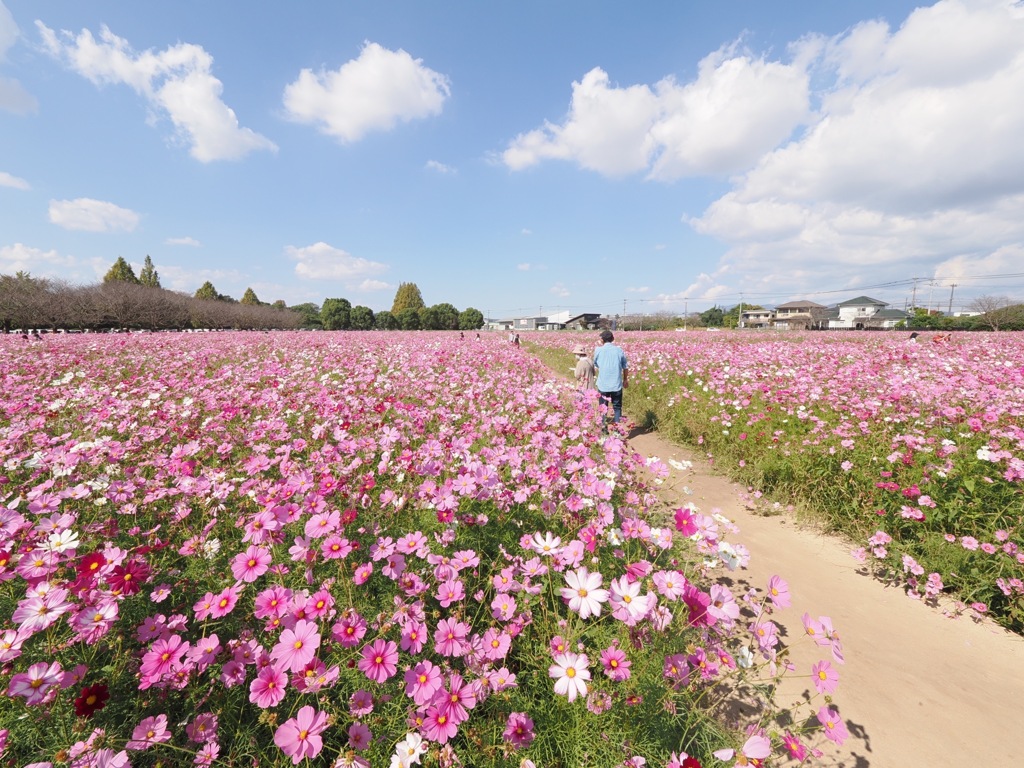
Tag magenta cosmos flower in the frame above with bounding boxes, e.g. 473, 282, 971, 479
503, 712, 536, 749
549, 651, 590, 702
274, 705, 329, 765
358, 638, 398, 684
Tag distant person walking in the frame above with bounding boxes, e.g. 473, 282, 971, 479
572, 344, 595, 391
593, 330, 628, 423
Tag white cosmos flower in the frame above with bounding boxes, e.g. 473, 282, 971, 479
549, 651, 590, 702
46, 529, 80, 553
560, 567, 609, 620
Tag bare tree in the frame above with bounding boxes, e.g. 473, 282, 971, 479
968, 294, 1021, 331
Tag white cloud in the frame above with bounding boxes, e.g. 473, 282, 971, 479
286, 241, 389, 288
682, 0, 1024, 305
0, 170, 29, 189
549, 282, 570, 297
626, 286, 650, 293
358, 278, 392, 292
521, 228, 532, 235
517, 263, 532, 271
165, 236, 201, 247
36, 22, 276, 162
48, 198, 139, 233
283, 41, 449, 143
502, 50, 809, 178
0, 242, 73, 273
425, 159, 455, 174
0, 2, 37, 115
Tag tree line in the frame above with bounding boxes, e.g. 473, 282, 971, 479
1, 261, 484, 333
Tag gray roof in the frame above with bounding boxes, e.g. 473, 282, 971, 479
837, 295, 886, 307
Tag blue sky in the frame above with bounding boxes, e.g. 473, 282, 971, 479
2, 1, 1023, 319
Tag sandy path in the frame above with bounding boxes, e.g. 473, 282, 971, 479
626, 429, 1023, 766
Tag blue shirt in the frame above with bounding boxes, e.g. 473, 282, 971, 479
593, 343, 627, 392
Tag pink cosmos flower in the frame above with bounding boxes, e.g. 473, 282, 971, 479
404, 659, 443, 706
434, 617, 469, 657
209, 584, 241, 619
332, 611, 368, 648
817, 706, 849, 745
126, 714, 171, 750
713, 734, 771, 765
435, 578, 465, 608
549, 651, 590, 702
503, 712, 535, 748
274, 705, 329, 765
271, 619, 320, 673
422, 706, 458, 744
230, 545, 271, 583
811, 659, 839, 695
491, 593, 517, 621
358, 638, 399, 684
353, 563, 373, 584
766, 575, 791, 608
437, 671, 477, 723
186, 712, 218, 744
254, 586, 293, 619
401, 620, 427, 654
349, 689, 374, 716
347, 722, 372, 752
7, 661, 63, 706
560, 567, 609, 619
600, 645, 632, 681
250, 663, 288, 708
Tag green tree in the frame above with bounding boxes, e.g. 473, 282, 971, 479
104, 257, 140, 285
272, 299, 287, 310
418, 305, 440, 330
350, 305, 375, 330
397, 307, 420, 330
194, 281, 219, 301
391, 282, 426, 315
290, 302, 322, 329
699, 306, 724, 327
139, 255, 161, 288
375, 310, 398, 330
321, 298, 352, 330
432, 302, 460, 330
240, 288, 261, 306
458, 307, 484, 330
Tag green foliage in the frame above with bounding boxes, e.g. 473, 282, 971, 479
350, 304, 375, 330
321, 297, 352, 330
138, 255, 161, 288
240, 287, 261, 306
391, 281, 426, 315
418, 305, 440, 330
431, 302, 460, 330
397, 307, 420, 330
103, 257, 140, 285
375, 309, 399, 330
459, 307, 485, 330
699, 306, 724, 327
289, 302, 322, 328
194, 281, 220, 301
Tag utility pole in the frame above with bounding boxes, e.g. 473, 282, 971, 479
911, 278, 918, 310
684, 298, 688, 330
927, 281, 935, 316
948, 284, 957, 315
738, 293, 744, 329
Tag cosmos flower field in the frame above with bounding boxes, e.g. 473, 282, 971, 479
0, 331, 847, 768
533, 330, 1024, 632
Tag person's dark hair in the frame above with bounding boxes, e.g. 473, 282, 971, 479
600, 330, 614, 343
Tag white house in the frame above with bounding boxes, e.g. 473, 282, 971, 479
773, 300, 828, 330
827, 296, 911, 330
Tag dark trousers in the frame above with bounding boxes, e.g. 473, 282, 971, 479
599, 389, 623, 423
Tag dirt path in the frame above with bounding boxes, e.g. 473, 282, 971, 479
624, 428, 1023, 766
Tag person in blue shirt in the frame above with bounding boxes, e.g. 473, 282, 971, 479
593, 329, 628, 423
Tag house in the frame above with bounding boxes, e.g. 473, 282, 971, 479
773, 300, 828, 330
563, 313, 601, 330
827, 296, 912, 330
739, 308, 775, 328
